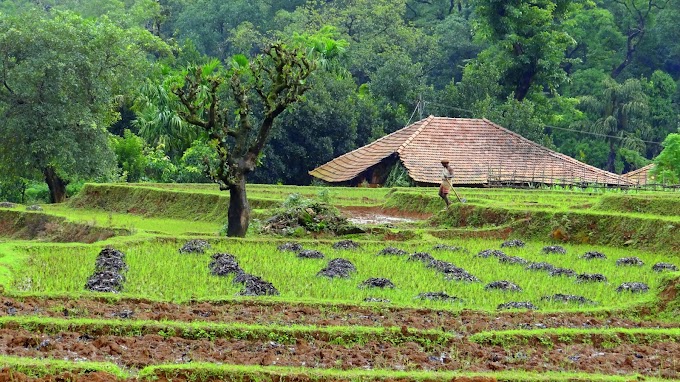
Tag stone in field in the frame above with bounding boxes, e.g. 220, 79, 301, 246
581, 251, 607, 260
415, 291, 462, 302
549, 268, 576, 277
497, 301, 537, 310
0, 202, 17, 208
540, 294, 596, 305
652, 262, 678, 272
209, 253, 241, 276
616, 282, 649, 293
179, 239, 211, 254
576, 273, 608, 283
377, 247, 408, 256
485, 280, 522, 292
501, 239, 526, 248
542, 245, 566, 254
26, 204, 43, 211
525, 262, 556, 272
408, 252, 435, 264
277, 242, 303, 252
616, 257, 644, 267
297, 249, 325, 259
476, 249, 507, 258
358, 277, 395, 289
332, 239, 361, 250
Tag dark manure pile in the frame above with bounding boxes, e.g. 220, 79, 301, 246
541, 294, 596, 305
432, 244, 468, 253
209, 253, 241, 276
497, 301, 537, 310
485, 280, 522, 292
364, 297, 390, 303
317, 258, 357, 278
377, 247, 408, 256
277, 242, 303, 252
525, 262, 555, 272
576, 273, 608, 283
498, 255, 529, 265
548, 268, 576, 278
297, 249, 325, 259
652, 262, 678, 272
233, 271, 279, 296
581, 251, 607, 260
542, 245, 566, 254
408, 252, 435, 264
476, 249, 507, 258
85, 248, 127, 293
179, 239, 211, 254
500, 239, 526, 248
616, 257, 644, 267
358, 278, 395, 289
426, 260, 479, 282
616, 282, 649, 293
416, 292, 461, 302
333, 239, 361, 250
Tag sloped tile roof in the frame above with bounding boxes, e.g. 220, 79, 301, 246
309, 116, 630, 186
623, 164, 654, 185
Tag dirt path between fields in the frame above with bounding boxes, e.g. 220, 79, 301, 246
1, 296, 677, 334
0, 327, 678, 378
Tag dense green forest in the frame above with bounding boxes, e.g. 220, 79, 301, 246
1, 0, 680, 203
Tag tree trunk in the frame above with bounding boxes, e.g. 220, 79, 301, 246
226, 175, 250, 237
605, 141, 617, 173
44, 166, 67, 203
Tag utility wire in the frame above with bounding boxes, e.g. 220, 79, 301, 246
421, 100, 663, 146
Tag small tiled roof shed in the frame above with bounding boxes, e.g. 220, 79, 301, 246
309, 116, 630, 186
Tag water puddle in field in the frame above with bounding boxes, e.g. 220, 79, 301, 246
346, 214, 416, 225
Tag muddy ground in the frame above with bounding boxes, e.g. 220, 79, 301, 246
1, 296, 676, 333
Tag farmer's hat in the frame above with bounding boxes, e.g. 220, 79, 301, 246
440, 159, 449, 164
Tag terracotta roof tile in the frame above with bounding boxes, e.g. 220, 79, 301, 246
309, 117, 631, 186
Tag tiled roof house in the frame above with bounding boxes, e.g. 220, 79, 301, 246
623, 164, 654, 185
309, 116, 630, 186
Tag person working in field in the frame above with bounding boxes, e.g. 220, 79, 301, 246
439, 160, 454, 209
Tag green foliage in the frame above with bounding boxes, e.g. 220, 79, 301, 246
111, 130, 148, 182
650, 133, 680, 183
384, 162, 414, 188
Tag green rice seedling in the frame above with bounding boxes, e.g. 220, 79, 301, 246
10, 237, 674, 311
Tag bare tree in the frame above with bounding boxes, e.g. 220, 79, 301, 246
173, 42, 315, 236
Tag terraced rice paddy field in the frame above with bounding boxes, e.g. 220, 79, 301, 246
0, 183, 678, 381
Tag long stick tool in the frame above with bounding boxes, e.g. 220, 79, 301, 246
446, 178, 467, 204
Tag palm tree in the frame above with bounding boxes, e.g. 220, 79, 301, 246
577, 77, 649, 172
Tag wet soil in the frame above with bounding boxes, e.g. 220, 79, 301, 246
0, 327, 678, 377
1, 296, 676, 334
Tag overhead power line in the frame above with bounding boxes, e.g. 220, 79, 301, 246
420, 100, 663, 146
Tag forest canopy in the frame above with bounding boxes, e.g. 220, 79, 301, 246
1, 0, 679, 202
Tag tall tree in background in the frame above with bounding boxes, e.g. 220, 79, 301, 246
473, 0, 575, 101
0, 11, 164, 202
605, 0, 670, 79
172, 43, 317, 236
577, 77, 650, 172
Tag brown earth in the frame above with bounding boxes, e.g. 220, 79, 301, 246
1, 296, 677, 334
0, 327, 678, 377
